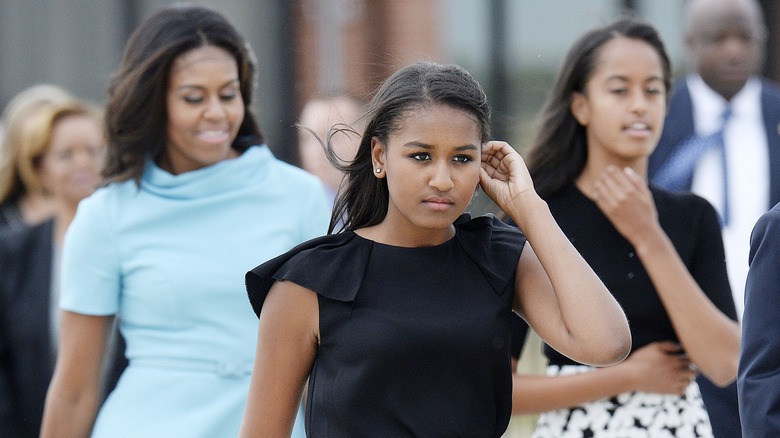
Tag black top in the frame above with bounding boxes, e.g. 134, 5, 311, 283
0, 220, 127, 438
542, 183, 737, 366
0, 201, 24, 232
247, 214, 526, 437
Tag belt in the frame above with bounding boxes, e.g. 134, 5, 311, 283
131, 357, 253, 378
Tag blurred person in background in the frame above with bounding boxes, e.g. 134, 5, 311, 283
297, 94, 364, 204
513, 17, 739, 437
40, 4, 329, 437
648, 1, 779, 435
0, 84, 75, 230
0, 98, 125, 438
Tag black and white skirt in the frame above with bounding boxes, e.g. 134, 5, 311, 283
531, 365, 713, 438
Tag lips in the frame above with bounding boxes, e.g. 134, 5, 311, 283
196, 129, 231, 144
624, 122, 652, 138
70, 173, 100, 186
423, 196, 455, 211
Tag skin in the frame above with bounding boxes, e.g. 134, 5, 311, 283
40, 45, 246, 438
239, 103, 631, 437
686, 0, 765, 101
298, 97, 362, 194
37, 114, 105, 244
160, 45, 244, 175
511, 37, 741, 414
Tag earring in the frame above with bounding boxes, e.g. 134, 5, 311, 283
375, 168, 381, 173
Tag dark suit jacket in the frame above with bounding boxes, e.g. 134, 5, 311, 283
0, 220, 126, 437
739, 203, 780, 437
649, 77, 780, 209
648, 77, 780, 438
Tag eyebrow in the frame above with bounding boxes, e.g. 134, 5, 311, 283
605, 75, 664, 83
402, 141, 479, 151
176, 78, 240, 91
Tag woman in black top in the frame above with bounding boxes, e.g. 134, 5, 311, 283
240, 61, 631, 437
512, 18, 740, 437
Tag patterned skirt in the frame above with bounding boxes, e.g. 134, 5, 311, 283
531, 365, 713, 438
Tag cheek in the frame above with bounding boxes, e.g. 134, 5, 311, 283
37, 160, 61, 191
462, 166, 482, 191
166, 102, 187, 134
228, 100, 245, 124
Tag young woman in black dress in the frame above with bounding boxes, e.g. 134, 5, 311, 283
240, 61, 631, 437
512, 18, 740, 437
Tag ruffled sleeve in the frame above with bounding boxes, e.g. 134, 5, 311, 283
454, 214, 526, 297
245, 232, 370, 318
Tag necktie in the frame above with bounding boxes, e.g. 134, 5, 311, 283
653, 108, 732, 226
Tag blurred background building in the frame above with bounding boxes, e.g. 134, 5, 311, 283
4, 0, 780, 165
2, 0, 778, 436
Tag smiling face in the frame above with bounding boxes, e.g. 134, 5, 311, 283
162, 45, 244, 174
371, 104, 481, 244
570, 37, 667, 168
38, 114, 105, 208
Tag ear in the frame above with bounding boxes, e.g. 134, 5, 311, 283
370, 136, 386, 178
570, 92, 590, 126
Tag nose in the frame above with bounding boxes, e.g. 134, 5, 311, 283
204, 95, 228, 120
429, 161, 455, 192
73, 148, 102, 170
629, 89, 648, 115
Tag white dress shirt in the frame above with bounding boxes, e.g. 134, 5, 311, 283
688, 74, 769, 318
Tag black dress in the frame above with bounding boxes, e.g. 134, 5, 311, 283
531, 183, 736, 438
247, 214, 526, 437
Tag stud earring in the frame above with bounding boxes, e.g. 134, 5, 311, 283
375, 168, 381, 173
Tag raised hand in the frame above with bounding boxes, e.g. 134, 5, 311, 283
592, 165, 659, 245
480, 141, 537, 214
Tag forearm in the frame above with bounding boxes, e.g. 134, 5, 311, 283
511, 366, 635, 414
40, 385, 100, 438
634, 230, 739, 385
507, 193, 630, 366
41, 311, 111, 438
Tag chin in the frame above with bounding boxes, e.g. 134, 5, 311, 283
416, 214, 461, 230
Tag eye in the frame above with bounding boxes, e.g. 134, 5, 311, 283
184, 95, 204, 104
409, 152, 431, 161
610, 88, 628, 95
453, 155, 473, 163
220, 92, 239, 102
646, 87, 662, 96
87, 145, 104, 157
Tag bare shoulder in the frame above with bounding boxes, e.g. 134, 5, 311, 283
262, 280, 320, 343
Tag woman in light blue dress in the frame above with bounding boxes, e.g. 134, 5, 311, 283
40, 5, 329, 437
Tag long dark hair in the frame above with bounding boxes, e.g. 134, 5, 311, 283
326, 61, 491, 234
104, 4, 263, 183
527, 17, 671, 198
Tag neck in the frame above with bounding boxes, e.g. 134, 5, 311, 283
575, 158, 648, 199
17, 192, 54, 225
357, 218, 456, 248
52, 201, 78, 247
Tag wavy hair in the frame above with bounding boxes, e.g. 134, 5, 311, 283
16, 100, 103, 196
0, 85, 75, 204
104, 4, 263, 183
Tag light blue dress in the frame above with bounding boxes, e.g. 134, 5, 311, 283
60, 145, 329, 437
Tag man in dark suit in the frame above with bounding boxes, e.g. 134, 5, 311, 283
648, 0, 780, 436
739, 202, 780, 436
